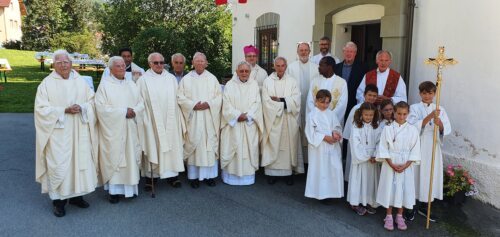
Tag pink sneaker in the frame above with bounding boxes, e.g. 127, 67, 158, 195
396, 214, 407, 230
384, 215, 394, 231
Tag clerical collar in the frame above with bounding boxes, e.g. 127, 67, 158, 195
110, 75, 125, 83
238, 77, 248, 83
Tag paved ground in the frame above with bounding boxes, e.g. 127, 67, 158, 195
0, 113, 497, 237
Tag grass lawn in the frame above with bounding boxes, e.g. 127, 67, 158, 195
0, 49, 98, 112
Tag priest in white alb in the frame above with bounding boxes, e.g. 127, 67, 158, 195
35, 49, 98, 217
136, 53, 186, 190
287, 42, 319, 163
95, 56, 144, 203
178, 52, 222, 188
306, 56, 348, 126
101, 48, 145, 83
220, 61, 263, 185
261, 57, 302, 185
243, 45, 268, 88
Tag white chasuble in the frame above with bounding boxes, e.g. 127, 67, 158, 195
178, 70, 222, 179
95, 76, 143, 195
347, 123, 382, 207
304, 107, 343, 199
220, 77, 263, 185
261, 73, 303, 175
35, 70, 98, 200
136, 69, 186, 179
376, 122, 421, 209
408, 102, 451, 202
306, 74, 348, 126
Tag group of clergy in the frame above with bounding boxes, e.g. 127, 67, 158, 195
34, 37, 408, 217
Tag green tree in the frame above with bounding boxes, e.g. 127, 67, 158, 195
101, 0, 232, 79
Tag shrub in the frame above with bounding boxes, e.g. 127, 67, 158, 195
2, 40, 22, 50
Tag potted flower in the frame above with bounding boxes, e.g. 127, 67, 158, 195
443, 164, 478, 205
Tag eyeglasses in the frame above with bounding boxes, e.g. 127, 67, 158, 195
238, 70, 250, 73
245, 55, 257, 58
152, 61, 165, 65
55, 61, 71, 65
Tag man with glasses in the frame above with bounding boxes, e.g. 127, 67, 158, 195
170, 53, 187, 83
178, 52, 222, 188
95, 56, 144, 203
220, 61, 263, 186
136, 52, 186, 191
34, 49, 98, 217
243, 45, 268, 88
101, 48, 145, 83
311, 36, 340, 66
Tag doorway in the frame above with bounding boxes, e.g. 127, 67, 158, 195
351, 23, 382, 70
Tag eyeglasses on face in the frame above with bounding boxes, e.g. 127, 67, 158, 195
152, 61, 165, 65
238, 70, 250, 73
55, 61, 71, 65
245, 55, 257, 58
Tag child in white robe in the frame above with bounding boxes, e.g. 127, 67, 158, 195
379, 99, 394, 130
304, 90, 343, 200
347, 102, 381, 216
343, 84, 379, 182
376, 101, 420, 231
407, 81, 451, 222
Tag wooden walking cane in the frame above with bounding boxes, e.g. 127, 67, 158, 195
424, 47, 457, 229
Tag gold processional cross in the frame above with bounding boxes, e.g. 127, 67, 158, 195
424, 46, 457, 229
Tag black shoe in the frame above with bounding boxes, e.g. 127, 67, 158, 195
285, 176, 294, 186
267, 176, 277, 185
190, 179, 200, 189
68, 196, 89, 208
205, 178, 216, 187
52, 200, 66, 217
404, 208, 416, 221
418, 207, 438, 222
167, 177, 182, 188
108, 195, 120, 204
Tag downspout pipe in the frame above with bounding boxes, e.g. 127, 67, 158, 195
404, 0, 416, 88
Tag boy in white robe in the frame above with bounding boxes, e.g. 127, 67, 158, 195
406, 81, 451, 222
376, 102, 420, 231
304, 90, 343, 199
96, 57, 144, 203
220, 62, 263, 185
347, 102, 381, 216
35, 50, 98, 217
343, 84, 379, 181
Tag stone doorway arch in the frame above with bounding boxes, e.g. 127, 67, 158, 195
313, 0, 409, 76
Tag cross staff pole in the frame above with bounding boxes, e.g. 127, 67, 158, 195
424, 47, 457, 229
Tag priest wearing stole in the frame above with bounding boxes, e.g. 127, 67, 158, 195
243, 45, 268, 88
35, 49, 98, 217
178, 52, 222, 188
287, 42, 319, 163
261, 57, 302, 185
136, 53, 186, 189
96, 56, 144, 203
356, 50, 407, 105
306, 56, 348, 126
220, 61, 263, 185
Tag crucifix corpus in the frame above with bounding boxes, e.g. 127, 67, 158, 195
424, 46, 457, 229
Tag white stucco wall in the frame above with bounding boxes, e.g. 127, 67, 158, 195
410, 0, 500, 208
231, 0, 315, 71
0, 0, 22, 43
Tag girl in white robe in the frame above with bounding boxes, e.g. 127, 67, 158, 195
347, 103, 381, 216
376, 102, 420, 231
379, 99, 394, 131
305, 90, 343, 200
